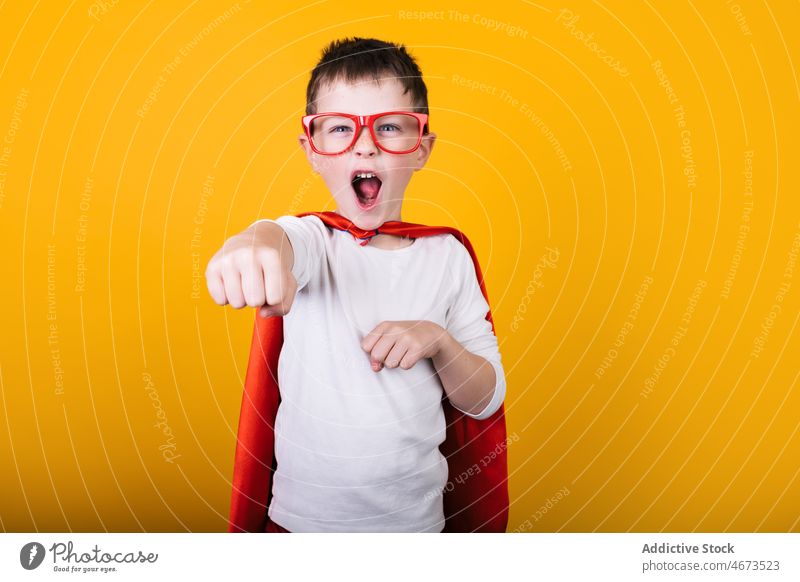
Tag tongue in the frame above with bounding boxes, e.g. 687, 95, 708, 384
355, 177, 381, 198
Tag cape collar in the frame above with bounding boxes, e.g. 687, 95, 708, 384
308, 211, 413, 246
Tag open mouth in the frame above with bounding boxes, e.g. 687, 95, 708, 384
351, 171, 382, 210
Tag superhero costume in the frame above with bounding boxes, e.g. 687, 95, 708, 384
227, 211, 509, 532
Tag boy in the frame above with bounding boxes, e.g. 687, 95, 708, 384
206, 38, 508, 532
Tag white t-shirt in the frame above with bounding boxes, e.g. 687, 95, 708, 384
254, 214, 506, 532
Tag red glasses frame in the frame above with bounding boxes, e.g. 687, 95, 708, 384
301, 111, 430, 155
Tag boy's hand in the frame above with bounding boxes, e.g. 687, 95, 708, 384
361, 321, 451, 372
205, 224, 297, 318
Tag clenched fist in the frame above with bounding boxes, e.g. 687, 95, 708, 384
361, 320, 450, 372
205, 221, 297, 318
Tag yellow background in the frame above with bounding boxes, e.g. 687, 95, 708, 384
1, 0, 798, 532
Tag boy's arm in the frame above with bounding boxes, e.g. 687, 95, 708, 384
431, 333, 501, 417
362, 318, 502, 418
437, 240, 506, 420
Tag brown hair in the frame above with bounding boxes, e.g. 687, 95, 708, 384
305, 37, 429, 119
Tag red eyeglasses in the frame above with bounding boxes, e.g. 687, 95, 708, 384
302, 111, 429, 155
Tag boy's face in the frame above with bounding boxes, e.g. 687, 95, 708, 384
299, 77, 436, 230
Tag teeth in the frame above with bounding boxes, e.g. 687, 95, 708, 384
354, 172, 376, 180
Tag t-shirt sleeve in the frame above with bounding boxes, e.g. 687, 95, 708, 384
443, 239, 506, 420
249, 215, 326, 291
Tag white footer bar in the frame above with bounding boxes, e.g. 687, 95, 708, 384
1, 533, 797, 581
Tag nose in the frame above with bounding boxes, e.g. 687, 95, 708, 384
352, 126, 377, 157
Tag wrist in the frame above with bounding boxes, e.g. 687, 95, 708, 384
432, 325, 457, 360
251, 221, 294, 272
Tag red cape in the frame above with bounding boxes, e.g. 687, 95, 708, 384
228, 211, 509, 532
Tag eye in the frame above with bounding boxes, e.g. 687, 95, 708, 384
329, 125, 352, 134
376, 124, 401, 132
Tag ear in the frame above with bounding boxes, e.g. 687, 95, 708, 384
412, 132, 436, 172
298, 133, 319, 173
